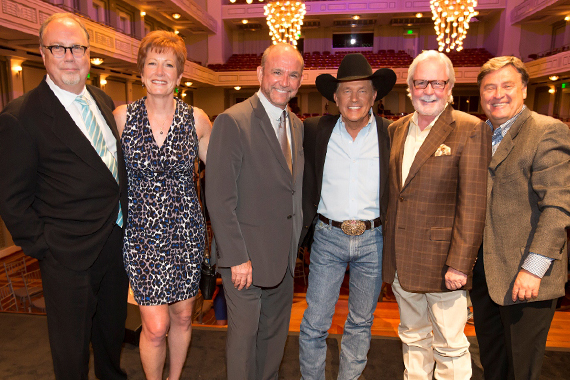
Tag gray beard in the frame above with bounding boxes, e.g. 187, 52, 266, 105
61, 73, 81, 86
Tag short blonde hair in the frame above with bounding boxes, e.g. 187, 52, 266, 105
477, 56, 529, 88
137, 31, 187, 77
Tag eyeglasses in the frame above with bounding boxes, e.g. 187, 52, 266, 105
43, 45, 89, 58
412, 79, 449, 90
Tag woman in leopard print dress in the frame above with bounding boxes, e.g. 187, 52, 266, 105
113, 31, 211, 380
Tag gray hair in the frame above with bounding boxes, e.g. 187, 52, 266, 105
407, 50, 455, 103
39, 13, 90, 46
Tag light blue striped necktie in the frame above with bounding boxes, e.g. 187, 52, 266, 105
75, 95, 123, 227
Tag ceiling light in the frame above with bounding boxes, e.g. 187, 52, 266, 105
90, 58, 104, 65
431, 0, 478, 52
234, 86, 241, 90
565, 15, 570, 21
352, 15, 360, 20
140, 11, 146, 17
230, 0, 236, 2
246, 0, 253, 3
549, 75, 559, 81
185, 81, 193, 87
416, 13, 423, 18
172, 13, 181, 19
264, 1, 306, 46
174, 30, 180, 35
242, 19, 249, 24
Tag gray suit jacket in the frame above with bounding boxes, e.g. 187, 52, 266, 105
483, 107, 570, 305
206, 94, 304, 287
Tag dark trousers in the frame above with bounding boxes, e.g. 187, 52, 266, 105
39, 225, 129, 380
470, 248, 557, 380
220, 267, 294, 380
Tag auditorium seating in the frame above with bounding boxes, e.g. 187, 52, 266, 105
207, 49, 494, 72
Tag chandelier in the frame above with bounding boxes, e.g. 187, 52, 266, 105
430, 0, 478, 52
264, 1, 306, 47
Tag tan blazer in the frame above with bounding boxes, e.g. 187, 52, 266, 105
206, 94, 304, 287
483, 108, 570, 306
383, 106, 491, 293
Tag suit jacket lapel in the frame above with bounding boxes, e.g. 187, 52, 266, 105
392, 114, 412, 190
375, 115, 390, 203
39, 80, 117, 184
290, 115, 302, 184
403, 106, 455, 190
489, 107, 531, 172
251, 95, 292, 177
315, 115, 338, 196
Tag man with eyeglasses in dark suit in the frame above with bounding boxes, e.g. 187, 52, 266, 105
0, 13, 128, 380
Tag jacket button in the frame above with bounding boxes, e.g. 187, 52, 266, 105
287, 215, 292, 219
399, 197, 404, 202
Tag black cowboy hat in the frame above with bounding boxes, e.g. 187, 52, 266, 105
315, 53, 397, 102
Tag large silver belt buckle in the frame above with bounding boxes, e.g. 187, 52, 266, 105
340, 220, 366, 236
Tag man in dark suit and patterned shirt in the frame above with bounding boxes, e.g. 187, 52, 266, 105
471, 56, 570, 380
0, 13, 128, 380
206, 43, 304, 380
299, 54, 396, 379
383, 50, 491, 380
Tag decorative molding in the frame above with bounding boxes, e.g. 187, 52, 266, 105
2, 0, 37, 24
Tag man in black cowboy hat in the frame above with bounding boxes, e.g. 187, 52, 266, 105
298, 53, 396, 379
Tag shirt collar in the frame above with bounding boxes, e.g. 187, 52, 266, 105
411, 104, 448, 132
257, 89, 287, 122
46, 74, 88, 107
485, 105, 526, 133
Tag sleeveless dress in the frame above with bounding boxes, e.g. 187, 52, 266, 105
121, 97, 205, 306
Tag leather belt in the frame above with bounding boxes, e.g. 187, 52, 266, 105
318, 214, 382, 236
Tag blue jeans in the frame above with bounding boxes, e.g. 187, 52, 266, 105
299, 219, 383, 380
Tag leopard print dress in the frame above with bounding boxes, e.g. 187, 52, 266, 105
121, 97, 205, 306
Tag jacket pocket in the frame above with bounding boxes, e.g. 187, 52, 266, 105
430, 227, 452, 241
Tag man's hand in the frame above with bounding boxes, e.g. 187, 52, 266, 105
231, 260, 253, 290
445, 267, 467, 290
512, 269, 541, 302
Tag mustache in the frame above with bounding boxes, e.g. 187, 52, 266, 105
418, 95, 438, 102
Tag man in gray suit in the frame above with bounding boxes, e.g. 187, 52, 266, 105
206, 43, 304, 380
471, 56, 570, 380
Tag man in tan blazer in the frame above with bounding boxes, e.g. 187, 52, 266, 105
471, 56, 570, 380
383, 50, 491, 379
206, 43, 304, 380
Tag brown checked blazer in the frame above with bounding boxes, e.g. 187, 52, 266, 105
483, 108, 570, 306
383, 105, 491, 293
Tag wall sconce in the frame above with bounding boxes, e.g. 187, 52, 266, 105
234, 86, 241, 90
90, 58, 104, 66
140, 11, 146, 17
174, 30, 180, 35
416, 13, 423, 18
565, 15, 570, 21
549, 75, 559, 81
12, 65, 22, 77
242, 19, 249, 24
352, 15, 360, 20
100, 78, 107, 86
548, 88, 556, 94
185, 81, 193, 87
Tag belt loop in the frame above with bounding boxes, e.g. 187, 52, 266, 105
371, 219, 375, 229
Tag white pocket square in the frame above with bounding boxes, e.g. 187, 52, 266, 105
434, 144, 451, 157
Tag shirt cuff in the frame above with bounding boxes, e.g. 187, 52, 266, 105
521, 253, 554, 278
